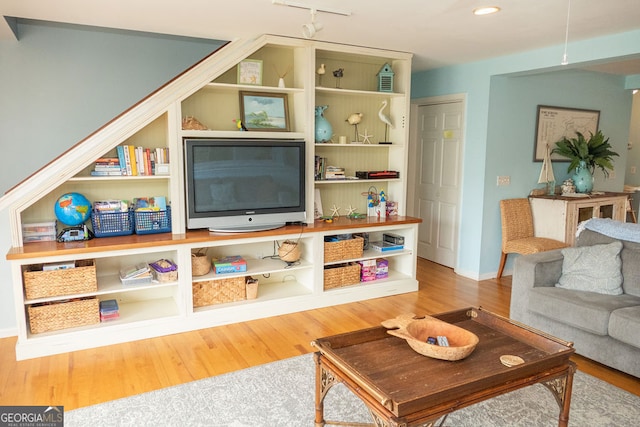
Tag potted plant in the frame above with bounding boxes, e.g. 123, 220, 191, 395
551, 130, 619, 192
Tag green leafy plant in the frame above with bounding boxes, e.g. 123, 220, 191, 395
551, 130, 619, 177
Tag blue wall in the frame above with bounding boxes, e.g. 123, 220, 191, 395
0, 20, 225, 333
411, 29, 640, 279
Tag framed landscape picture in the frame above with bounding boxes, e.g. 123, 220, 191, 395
534, 105, 600, 161
237, 59, 263, 85
239, 91, 290, 131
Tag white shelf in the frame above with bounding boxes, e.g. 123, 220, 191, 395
180, 130, 305, 140
68, 175, 170, 182
191, 257, 312, 283
323, 248, 412, 267
316, 86, 404, 97
315, 143, 402, 148
315, 179, 401, 185
26, 297, 180, 339
204, 82, 304, 94
192, 279, 312, 313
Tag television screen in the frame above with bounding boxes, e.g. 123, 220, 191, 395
184, 138, 306, 232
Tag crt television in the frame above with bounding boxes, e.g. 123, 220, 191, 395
184, 138, 306, 232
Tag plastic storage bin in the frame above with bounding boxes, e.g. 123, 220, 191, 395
134, 207, 171, 234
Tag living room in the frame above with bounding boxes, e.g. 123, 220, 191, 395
1, 1, 640, 424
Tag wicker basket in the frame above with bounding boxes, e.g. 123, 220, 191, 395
28, 297, 100, 334
324, 237, 364, 263
323, 263, 361, 290
192, 276, 246, 307
23, 259, 97, 300
278, 240, 301, 262
191, 253, 210, 276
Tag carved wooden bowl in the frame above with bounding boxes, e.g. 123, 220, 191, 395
382, 313, 479, 361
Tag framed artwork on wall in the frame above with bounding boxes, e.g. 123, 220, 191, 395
239, 91, 290, 131
237, 59, 263, 85
533, 105, 600, 161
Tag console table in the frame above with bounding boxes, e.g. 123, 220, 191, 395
529, 192, 628, 246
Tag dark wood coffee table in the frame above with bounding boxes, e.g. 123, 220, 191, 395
311, 307, 576, 427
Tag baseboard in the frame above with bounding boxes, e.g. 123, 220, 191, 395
0, 327, 18, 339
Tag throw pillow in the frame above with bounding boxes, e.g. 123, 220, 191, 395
556, 241, 623, 295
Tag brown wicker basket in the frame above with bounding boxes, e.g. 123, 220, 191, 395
28, 297, 100, 334
192, 276, 246, 307
324, 237, 364, 263
323, 263, 361, 290
23, 259, 97, 300
191, 253, 210, 276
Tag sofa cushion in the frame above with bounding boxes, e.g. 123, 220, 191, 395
528, 287, 640, 335
621, 244, 640, 297
556, 241, 623, 295
609, 306, 640, 349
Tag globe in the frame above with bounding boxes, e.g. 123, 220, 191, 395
54, 192, 91, 226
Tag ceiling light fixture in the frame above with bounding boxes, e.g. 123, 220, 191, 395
473, 6, 501, 16
561, 0, 572, 65
302, 9, 323, 39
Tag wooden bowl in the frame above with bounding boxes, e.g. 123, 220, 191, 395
382, 313, 479, 361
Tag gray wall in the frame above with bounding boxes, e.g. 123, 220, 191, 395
0, 19, 225, 333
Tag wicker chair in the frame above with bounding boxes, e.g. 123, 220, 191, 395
497, 198, 567, 278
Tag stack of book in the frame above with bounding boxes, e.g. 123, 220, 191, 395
324, 166, 346, 180
119, 262, 152, 285
99, 299, 119, 321
370, 240, 404, 252
91, 157, 123, 176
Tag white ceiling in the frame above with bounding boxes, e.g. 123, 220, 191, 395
2, 0, 640, 73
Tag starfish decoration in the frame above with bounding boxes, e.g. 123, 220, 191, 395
359, 129, 373, 144
330, 204, 341, 217
346, 205, 357, 216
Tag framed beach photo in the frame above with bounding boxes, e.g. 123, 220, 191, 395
239, 91, 290, 131
237, 59, 263, 85
534, 105, 600, 161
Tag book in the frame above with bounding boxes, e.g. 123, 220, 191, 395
370, 240, 404, 252
212, 255, 247, 274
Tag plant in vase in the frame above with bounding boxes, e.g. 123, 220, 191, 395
551, 130, 619, 193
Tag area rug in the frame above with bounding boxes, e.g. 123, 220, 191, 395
67, 353, 640, 426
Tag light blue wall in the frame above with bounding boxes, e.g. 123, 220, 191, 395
411, 29, 640, 279
0, 20, 225, 333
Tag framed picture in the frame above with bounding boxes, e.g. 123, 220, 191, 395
534, 105, 600, 161
239, 91, 290, 131
237, 59, 263, 85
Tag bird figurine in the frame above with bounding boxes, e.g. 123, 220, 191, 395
332, 68, 344, 88
378, 100, 393, 142
316, 63, 326, 86
346, 112, 363, 142
233, 119, 248, 131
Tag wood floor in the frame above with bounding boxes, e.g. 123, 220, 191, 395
0, 258, 638, 410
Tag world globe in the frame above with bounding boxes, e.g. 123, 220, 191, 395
54, 192, 91, 226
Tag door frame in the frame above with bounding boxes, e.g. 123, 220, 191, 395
408, 93, 467, 270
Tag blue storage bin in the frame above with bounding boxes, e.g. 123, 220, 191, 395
134, 207, 171, 234
91, 210, 134, 237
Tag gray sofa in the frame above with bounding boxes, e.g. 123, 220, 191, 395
511, 219, 640, 378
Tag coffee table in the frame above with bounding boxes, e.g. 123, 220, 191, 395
311, 307, 576, 427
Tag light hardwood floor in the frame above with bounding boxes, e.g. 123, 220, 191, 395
0, 258, 638, 410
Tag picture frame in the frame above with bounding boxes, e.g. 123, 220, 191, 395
239, 91, 290, 131
237, 59, 263, 85
533, 105, 600, 161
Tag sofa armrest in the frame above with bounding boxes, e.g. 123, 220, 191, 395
510, 249, 564, 321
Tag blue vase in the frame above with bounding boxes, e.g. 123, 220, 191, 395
572, 160, 593, 193
315, 105, 333, 143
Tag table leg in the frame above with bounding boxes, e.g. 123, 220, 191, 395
315, 352, 339, 427
541, 362, 576, 427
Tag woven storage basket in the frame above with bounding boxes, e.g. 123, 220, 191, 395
193, 277, 246, 307
324, 236, 364, 263
191, 253, 210, 276
323, 263, 361, 290
28, 297, 100, 334
23, 259, 97, 300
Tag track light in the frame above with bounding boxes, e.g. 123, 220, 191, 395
302, 9, 323, 39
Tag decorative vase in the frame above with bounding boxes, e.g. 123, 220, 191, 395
315, 105, 333, 143
572, 160, 593, 193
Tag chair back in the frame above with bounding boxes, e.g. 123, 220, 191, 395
500, 198, 534, 249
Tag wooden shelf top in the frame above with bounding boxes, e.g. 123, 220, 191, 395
7, 216, 421, 261
529, 191, 628, 201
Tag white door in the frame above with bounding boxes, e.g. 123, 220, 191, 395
415, 101, 464, 267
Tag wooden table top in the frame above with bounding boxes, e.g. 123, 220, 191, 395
312, 307, 575, 418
